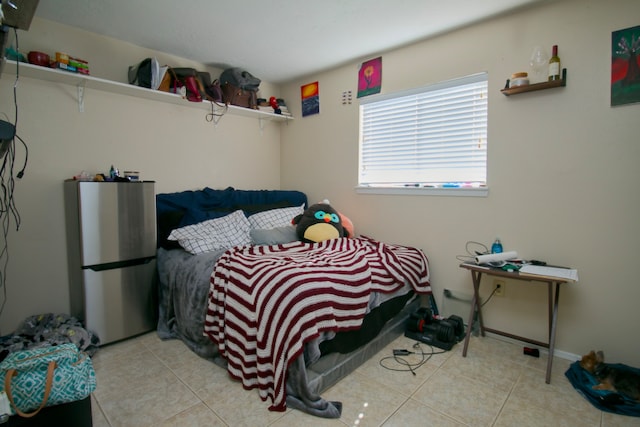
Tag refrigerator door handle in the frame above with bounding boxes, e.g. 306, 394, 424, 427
83, 256, 155, 272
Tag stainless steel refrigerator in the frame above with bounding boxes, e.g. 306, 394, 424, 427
64, 180, 157, 345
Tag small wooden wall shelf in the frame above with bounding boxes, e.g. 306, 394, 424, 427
501, 68, 567, 96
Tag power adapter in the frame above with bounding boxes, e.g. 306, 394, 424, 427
393, 349, 411, 356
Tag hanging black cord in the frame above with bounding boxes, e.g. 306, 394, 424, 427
0, 27, 27, 318
205, 100, 227, 123
12, 27, 26, 179
0, 141, 14, 317
14, 134, 27, 179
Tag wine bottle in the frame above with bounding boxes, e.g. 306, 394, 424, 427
548, 45, 561, 81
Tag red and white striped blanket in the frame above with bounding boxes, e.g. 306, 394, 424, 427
203, 236, 430, 411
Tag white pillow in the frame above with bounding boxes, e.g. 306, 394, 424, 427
248, 204, 304, 230
168, 210, 251, 254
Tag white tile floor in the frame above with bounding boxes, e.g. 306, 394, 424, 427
89, 332, 638, 427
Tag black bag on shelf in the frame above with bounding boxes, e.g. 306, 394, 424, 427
128, 58, 153, 88
128, 57, 168, 90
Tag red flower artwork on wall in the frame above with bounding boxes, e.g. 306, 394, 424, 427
358, 57, 382, 98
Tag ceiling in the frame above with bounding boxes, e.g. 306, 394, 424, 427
33, 0, 547, 84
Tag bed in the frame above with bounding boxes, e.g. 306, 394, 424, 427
155, 187, 431, 418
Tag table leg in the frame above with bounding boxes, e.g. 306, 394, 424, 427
462, 270, 483, 357
462, 292, 476, 357
545, 282, 561, 384
472, 271, 485, 336
547, 281, 552, 339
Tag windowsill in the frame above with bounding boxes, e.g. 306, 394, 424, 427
355, 186, 489, 197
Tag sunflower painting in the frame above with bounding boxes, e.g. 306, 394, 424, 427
357, 57, 382, 98
301, 81, 320, 117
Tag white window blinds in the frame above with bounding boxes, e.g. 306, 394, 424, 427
359, 73, 488, 187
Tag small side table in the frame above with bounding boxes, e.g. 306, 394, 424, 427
459, 262, 575, 383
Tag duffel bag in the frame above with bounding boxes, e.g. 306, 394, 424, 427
0, 343, 97, 418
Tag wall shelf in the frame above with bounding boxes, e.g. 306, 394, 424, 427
501, 68, 567, 96
0, 60, 293, 123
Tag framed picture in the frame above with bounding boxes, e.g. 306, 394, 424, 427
301, 81, 319, 117
611, 24, 640, 106
357, 57, 382, 98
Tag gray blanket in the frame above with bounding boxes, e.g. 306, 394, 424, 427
157, 248, 224, 360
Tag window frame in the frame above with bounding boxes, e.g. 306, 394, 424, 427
356, 73, 489, 197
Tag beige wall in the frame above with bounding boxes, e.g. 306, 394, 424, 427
0, 19, 284, 334
1, 1, 639, 366
280, 0, 640, 365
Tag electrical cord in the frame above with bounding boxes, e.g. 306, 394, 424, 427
379, 342, 446, 376
481, 286, 499, 307
456, 240, 490, 263
205, 100, 227, 124
14, 134, 27, 178
0, 27, 28, 319
452, 240, 502, 308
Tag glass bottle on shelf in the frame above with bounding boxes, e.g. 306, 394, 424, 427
529, 46, 549, 83
548, 45, 561, 81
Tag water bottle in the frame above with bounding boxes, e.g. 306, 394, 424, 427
491, 238, 503, 254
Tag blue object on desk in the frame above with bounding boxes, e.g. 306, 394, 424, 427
491, 238, 503, 254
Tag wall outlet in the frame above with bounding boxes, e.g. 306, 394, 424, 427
494, 279, 506, 296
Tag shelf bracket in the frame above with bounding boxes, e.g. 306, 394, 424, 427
258, 117, 266, 131
77, 81, 86, 112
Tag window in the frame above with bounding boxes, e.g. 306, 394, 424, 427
358, 73, 488, 194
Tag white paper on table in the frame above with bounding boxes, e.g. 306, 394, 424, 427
519, 264, 578, 281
